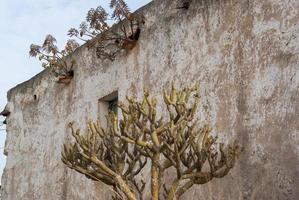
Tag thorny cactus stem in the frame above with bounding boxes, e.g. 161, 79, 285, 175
151, 153, 160, 200
62, 84, 240, 199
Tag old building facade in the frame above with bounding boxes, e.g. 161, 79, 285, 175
1, 0, 299, 199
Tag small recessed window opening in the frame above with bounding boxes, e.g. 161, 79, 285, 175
98, 91, 118, 128
108, 98, 118, 115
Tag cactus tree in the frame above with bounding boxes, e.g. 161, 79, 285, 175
61, 84, 239, 200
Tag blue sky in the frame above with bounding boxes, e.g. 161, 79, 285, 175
0, 0, 151, 182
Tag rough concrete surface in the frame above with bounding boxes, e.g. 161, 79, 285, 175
1, 0, 299, 199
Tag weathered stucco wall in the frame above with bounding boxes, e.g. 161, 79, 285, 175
1, 0, 299, 199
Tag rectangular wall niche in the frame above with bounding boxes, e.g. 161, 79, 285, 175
98, 91, 118, 128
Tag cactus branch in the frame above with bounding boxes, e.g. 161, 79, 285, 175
62, 84, 240, 199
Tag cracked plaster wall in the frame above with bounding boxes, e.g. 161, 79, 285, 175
1, 0, 299, 199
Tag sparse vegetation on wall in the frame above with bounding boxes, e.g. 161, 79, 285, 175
68, 0, 144, 61
29, 36, 79, 83
29, 0, 144, 83
62, 84, 240, 200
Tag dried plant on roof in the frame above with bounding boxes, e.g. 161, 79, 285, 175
68, 0, 144, 61
29, 35, 79, 83
62, 84, 240, 200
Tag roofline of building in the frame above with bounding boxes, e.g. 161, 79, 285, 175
6, 0, 155, 101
